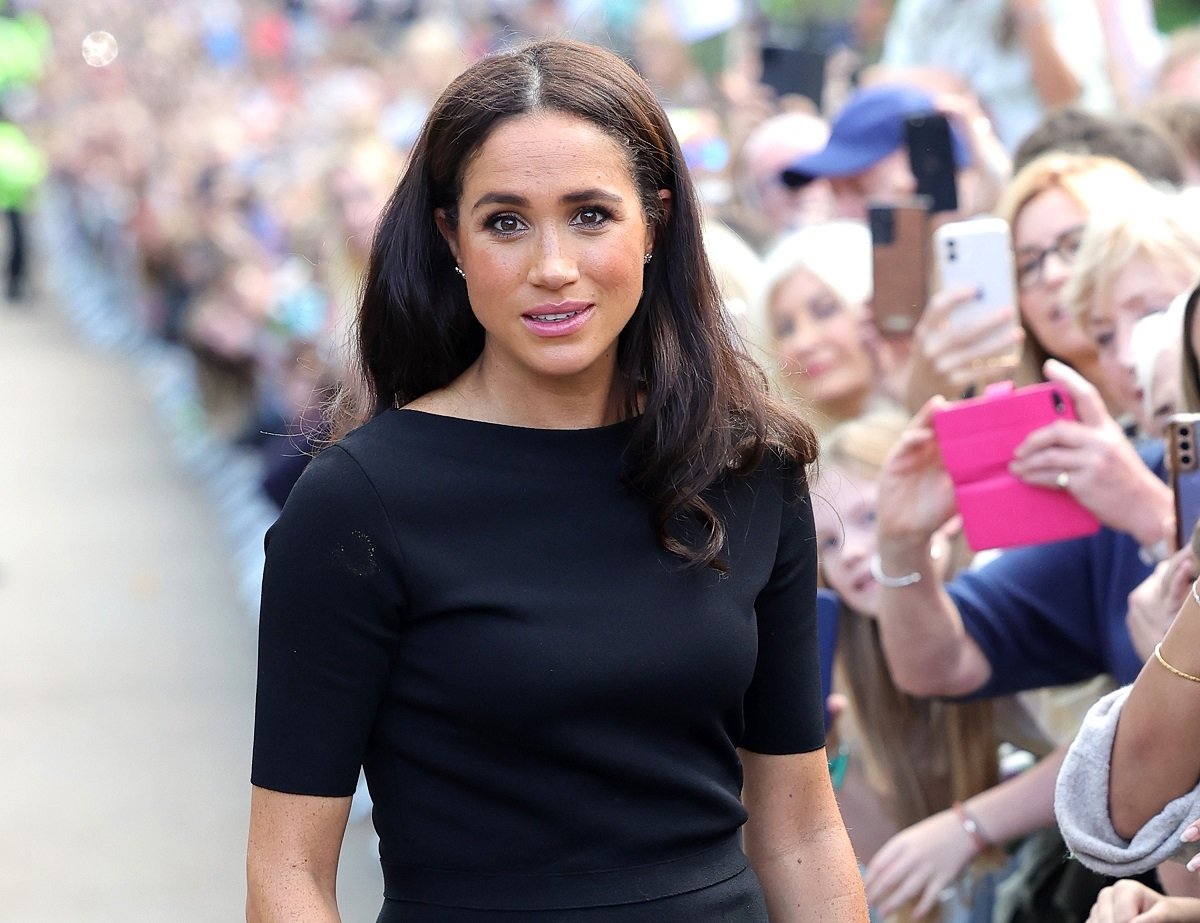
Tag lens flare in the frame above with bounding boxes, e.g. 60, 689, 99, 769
82, 31, 119, 67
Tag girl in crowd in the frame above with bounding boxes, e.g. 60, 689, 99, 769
816, 411, 1000, 922
747, 220, 901, 435
817, 412, 1098, 922
246, 38, 867, 923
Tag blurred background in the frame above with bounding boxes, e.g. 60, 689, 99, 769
3, 1, 1200, 920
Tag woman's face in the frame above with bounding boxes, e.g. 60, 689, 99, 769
1087, 252, 1192, 420
437, 111, 655, 390
1012, 187, 1094, 365
769, 267, 873, 421
815, 465, 880, 616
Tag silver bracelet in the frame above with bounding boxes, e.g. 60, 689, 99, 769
870, 554, 922, 588
1191, 577, 1200, 610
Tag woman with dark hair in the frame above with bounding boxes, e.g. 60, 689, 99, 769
246, 38, 867, 923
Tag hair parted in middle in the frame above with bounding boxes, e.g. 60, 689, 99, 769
341, 37, 817, 570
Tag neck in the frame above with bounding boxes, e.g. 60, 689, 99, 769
453, 351, 627, 429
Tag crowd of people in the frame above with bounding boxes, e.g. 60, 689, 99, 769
15, 0, 1200, 920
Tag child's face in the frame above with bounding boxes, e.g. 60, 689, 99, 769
814, 465, 881, 616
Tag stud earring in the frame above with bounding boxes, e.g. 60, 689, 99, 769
455, 266, 466, 279
643, 252, 652, 265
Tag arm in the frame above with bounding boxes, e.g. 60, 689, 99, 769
246, 787, 351, 922
865, 745, 1066, 917
740, 749, 869, 922
874, 399, 993, 697
1007, 0, 1082, 109
1110, 586, 1200, 839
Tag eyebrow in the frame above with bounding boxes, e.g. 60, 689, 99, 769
471, 188, 625, 211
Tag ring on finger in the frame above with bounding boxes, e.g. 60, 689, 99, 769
1056, 470, 1070, 490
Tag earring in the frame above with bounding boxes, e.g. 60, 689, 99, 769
643, 252, 652, 265
455, 266, 466, 279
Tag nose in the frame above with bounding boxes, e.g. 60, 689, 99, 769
1113, 328, 1137, 380
841, 527, 871, 568
528, 230, 579, 290
1041, 248, 1072, 288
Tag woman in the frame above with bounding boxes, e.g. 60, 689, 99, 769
1064, 187, 1200, 430
746, 221, 901, 435
906, 153, 1153, 412
246, 39, 867, 923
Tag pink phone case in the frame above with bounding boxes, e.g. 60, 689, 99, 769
932, 381, 1101, 551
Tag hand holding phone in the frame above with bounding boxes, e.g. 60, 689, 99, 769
932, 381, 1101, 550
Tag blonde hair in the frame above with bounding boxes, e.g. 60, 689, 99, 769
994, 153, 1154, 384
1064, 188, 1200, 325
994, 151, 1151, 228
743, 220, 872, 386
820, 412, 998, 828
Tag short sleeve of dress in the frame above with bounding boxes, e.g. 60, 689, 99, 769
739, 476, 825, 755
251, 444, 407, 797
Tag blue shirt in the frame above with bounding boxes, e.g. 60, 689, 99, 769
948, 439, 1164, 697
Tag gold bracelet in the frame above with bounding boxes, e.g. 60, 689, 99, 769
1153, 642, 1200, 684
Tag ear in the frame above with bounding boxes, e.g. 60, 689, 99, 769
648, 188, 672, 252
433, 208, 461, 264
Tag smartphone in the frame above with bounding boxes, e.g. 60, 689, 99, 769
1167, 413, 1200, 551
906, 113, 958, 214
933, 217, 1018, 333
932, 381, 1102, 551
816, 589, 838, 732
760, 43, 827, 109
869, 197, 932, 338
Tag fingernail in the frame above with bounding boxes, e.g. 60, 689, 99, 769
1182, 824, 1199, 843
1188, 853, 1200, 872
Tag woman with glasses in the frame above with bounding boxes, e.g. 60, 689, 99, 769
906, 153, 1153, 412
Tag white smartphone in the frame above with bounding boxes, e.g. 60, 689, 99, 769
932, 217, 1018, 332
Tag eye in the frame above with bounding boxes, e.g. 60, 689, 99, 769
810, 296, 841, 320
819, 534, 841, 554
1059, 226, 1085, 257
1093, 330, 1115, 349
487, 213, 526, 235
571, 206, 612, 229
773, 315, 795, 340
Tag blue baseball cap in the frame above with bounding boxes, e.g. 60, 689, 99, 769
781, 84, 971, 186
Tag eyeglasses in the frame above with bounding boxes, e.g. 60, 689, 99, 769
1016, 224, 1085, 291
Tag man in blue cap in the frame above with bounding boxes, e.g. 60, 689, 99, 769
782, 83, 972, 222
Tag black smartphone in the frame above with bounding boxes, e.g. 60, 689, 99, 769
905, 113, 958, 214
869, 197, 932, 338
760, 43, 827, 109
1167, 413, 1200, 550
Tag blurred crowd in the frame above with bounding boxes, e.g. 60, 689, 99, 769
13, 0, 1200, 921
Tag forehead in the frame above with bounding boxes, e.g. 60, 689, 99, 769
1102, 252, 1193, 315
461, 111, 636, 196
814, 465, 876, 521
1014, 187, 1086, 247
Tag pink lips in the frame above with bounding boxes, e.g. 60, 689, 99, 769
521, 302, 593, 337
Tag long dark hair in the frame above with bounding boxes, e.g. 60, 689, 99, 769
334, 38, 816, 569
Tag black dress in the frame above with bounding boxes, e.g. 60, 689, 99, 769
251, 409, 824, 920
